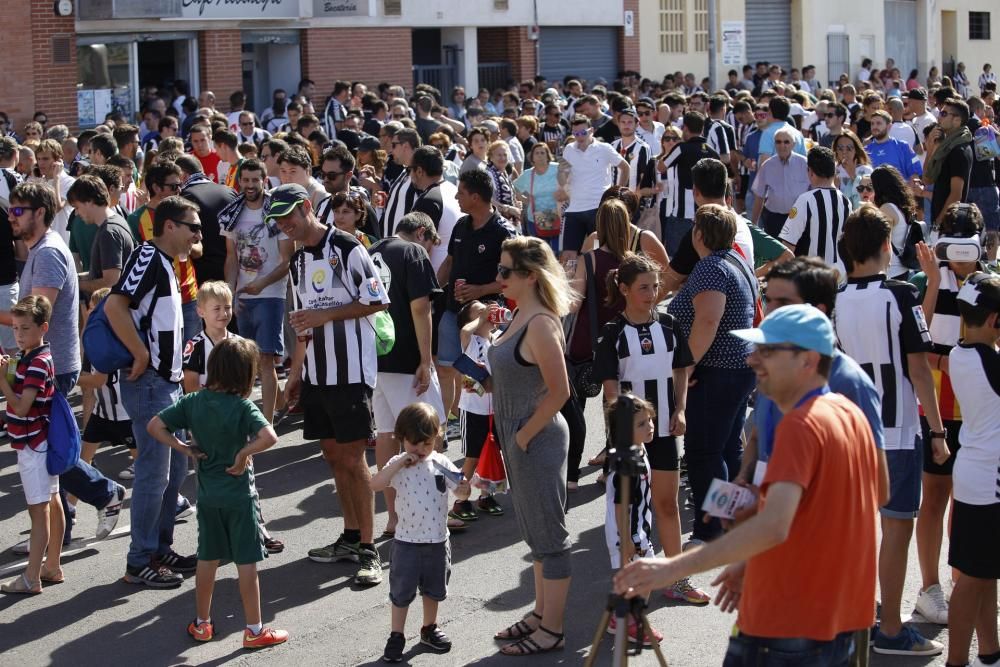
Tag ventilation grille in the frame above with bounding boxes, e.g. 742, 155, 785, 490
52, 35, 72, 65
384, 0, 401, 16
494, 0, 509, 9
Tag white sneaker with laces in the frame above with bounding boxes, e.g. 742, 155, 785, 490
914, 583, 949, 625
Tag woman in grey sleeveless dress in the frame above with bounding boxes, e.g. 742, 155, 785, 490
488, 237, 574, 656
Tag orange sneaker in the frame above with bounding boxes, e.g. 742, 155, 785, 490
243, 627, 289, 649
187, 619, 214, 642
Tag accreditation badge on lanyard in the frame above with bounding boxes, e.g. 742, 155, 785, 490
753, 385, 830, 486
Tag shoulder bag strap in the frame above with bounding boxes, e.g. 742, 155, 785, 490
723, 252, 758, 299
585, 252, 599, 351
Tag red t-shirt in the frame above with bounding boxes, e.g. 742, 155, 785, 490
193, 150, 222, 183
6, 345, 55, 451
738, 393, 879, 640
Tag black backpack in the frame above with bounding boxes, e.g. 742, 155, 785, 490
892, 214, 925, 272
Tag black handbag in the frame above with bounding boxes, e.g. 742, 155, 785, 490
571, 253, 602, 399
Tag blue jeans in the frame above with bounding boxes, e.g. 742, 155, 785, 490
54, 371, 116, 541
237, 297, 285, 355
182, 299, 202, 343
662, 215, 693, 258
121, 369, 185, 568
968, 185, 1000, 232
685, 365, 756, 541
723, 630, 854, 666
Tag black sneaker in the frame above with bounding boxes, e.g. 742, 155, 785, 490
382, 631, 405, 663
124, 562, 183, 588
157, 550, 197, 573
420, 624, 452, 653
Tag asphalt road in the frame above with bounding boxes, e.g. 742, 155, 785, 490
0, 392, 980, 666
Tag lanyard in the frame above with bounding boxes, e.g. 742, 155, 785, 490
794, 385, 829, 409
759, 385, 829, 461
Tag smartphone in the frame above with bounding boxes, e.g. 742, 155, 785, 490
453, 353, 489, 384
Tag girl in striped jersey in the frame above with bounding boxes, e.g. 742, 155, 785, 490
593, 253, 709, 605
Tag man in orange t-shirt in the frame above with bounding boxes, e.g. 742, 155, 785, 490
615, 304, 880, 665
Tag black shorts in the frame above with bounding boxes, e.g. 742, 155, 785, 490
301, 382, 374, 443
82, 415, 135, 448
461, 411, 498, 459
738, 174, 749, 199
921, 417, 962, 475
949, 500, 1000, 579
646, 434, 679, 472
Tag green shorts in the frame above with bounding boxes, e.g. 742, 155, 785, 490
197, 499, 267, 565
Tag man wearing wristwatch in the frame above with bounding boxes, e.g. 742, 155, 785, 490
835, 205, 949, 657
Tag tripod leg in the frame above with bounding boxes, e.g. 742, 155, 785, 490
583, 609, 613, 667
639, 611, 669, 667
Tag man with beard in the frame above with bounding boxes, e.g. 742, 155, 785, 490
221, 159, 293, 422
865, 110, 922, 181
610, 108, 651, 192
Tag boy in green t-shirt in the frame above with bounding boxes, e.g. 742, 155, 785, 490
147, 336, 288, 650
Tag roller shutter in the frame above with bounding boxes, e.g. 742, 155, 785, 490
745, 0, 792, 69
539, 27, 619, 85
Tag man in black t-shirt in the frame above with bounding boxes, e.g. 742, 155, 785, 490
966, 97, 1000, 230
436, 169, 516, 420
177, 154, 237, 285
922, 99, 974, 226
369, 211, 445, 534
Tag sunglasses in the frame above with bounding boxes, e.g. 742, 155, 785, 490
172, 219, 202, 233
857, 185, 874, 192
754, 344, 806, 358
497, 264, 521, 279
572, 129, 589, 137
938, 110, 953, 117
322, 170, 346, 180
9, 206, 36, 217
638, 110, 653, 116
162, 182, 181, 191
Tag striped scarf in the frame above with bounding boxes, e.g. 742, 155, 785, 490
217, 192, 275, 236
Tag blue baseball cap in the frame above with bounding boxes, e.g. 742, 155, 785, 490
730, 304, 836, 356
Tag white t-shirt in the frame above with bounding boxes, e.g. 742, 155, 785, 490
562, 140, 624, 212
388, 451, 461, 543
636, 121, 666, 158
884, 203, 909, 279
431, 180, 461, 272
948, 343, 1000, 506
458, 333, 492, 415
221, 204, 289, 300
49, 172, 76, 244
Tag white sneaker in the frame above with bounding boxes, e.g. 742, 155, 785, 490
914, 583, 949, 625
96, 484, 126, 540
118, 463, 135, 480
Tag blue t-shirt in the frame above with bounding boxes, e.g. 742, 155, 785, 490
667, 249, 754, 369
744, 130, 763, 190
512, 164, 559, 223
755, 349, 885, 462
865, 137, 922, 180
759, 121, 807, 158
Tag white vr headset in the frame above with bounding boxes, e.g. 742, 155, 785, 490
935, 235, 982, 263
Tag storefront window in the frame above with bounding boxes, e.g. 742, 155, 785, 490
77, 43, 134, 127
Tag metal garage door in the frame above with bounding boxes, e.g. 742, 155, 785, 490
745, 0, 792, 70
539, 27, 619, 85
885, 0, 918, 81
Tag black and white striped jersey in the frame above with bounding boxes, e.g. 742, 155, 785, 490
661, 137, 720, 220
379, 168, 417, 238
289, 226, 390, 388
183, 330, 239, 389
948, 342, 1000, 505
611, 137, 652, 192
604, 448, 653, 569
734, 123, 755, 175
593, 311, 694, 437
82, 356, 129, 422
111, 242, 183, 383
706, 118, 736, 157
779, 186, 853, 276
835, 275, 933, 450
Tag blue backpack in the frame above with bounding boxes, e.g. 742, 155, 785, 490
45, 390, 81, 476
81, 292, 159, 374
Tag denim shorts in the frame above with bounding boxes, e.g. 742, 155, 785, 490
436, 310, 461, 366
389, 540, 451, 607
723, 630, 854, 667
882, 435, 923, 519
237, 297, 285, 355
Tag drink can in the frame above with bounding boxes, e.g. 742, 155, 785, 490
488, 306, 513, 324
454, 278, 467, 292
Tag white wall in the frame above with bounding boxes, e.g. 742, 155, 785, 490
795, 0, 887, 87
637, 0, 745, 84
935, 0, 999, 80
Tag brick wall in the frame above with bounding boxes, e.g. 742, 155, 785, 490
302, 28, 413, 96
477, 27, 535, 86
620, 0, 640, 74
0, 2, 36, 130
30, 0, 77, 131
198, 30, 243, 99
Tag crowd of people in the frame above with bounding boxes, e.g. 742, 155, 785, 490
1, 55, 999, 665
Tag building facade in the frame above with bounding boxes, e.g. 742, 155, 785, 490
639, 0, 997, 90
3, 0, 639, 131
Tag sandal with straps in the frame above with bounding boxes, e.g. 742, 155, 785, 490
1, 573, 42, 595
500, 625, 565, 656
493, 611, 542, 640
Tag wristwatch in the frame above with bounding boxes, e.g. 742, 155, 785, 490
929, 429, 948, 440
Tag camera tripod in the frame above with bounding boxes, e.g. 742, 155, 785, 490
584, 397, 668, 667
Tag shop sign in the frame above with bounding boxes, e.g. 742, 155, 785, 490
179, 0, 300, 19
313, 0, 374, 17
